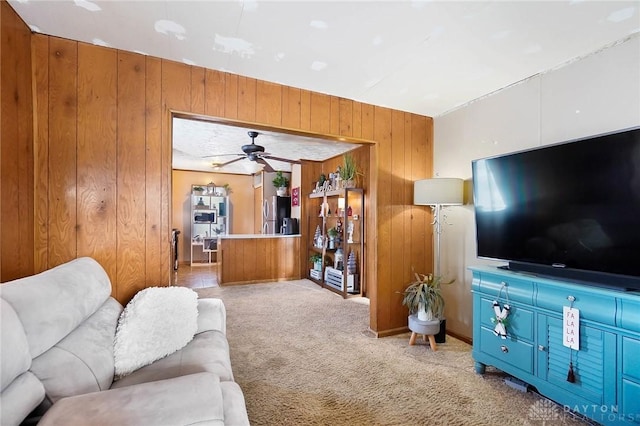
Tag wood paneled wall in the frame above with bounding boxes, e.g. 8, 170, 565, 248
0, 1, 33, 282
2, 8, 433, 332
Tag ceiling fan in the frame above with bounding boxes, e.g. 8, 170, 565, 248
204, 131, 300, 172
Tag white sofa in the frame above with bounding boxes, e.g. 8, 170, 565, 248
0, 257, 249, 425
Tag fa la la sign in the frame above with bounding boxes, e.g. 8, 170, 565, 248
563, 306, 580, 351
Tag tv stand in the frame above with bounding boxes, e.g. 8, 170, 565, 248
470, 266, 640, 425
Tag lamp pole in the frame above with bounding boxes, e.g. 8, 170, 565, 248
432, 203, 442, 278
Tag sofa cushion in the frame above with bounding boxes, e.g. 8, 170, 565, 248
30, 298, 123, 403
0, 298, 46, 426
197, 298, 227, 335
38, 372, 226, 426
111, 330, 234, 389
0, 298, 32, 390
114, 286, 198, 377
0, 257, 111, 358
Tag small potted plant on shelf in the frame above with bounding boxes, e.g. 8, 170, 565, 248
192, 186, 205, 195
272, 171, 289, 196
327, 227, 339, 249
401, 273, 452, 337
309, 253, 322, 271
339, 153, 359, 188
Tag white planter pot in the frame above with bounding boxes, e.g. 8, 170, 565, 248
417, 303, 435, 321
276, 187, 287, 196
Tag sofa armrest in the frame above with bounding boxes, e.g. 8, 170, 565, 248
197, 298, 226, 335
38, 372, 226, 426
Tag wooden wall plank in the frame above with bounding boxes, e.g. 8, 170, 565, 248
300, 89, 311, 131
204, 69, 225, 118
190, 66, 206, 115
161, 60, 191, 288
339, 98, 353, 137
352, 102, 362, 139
145, 56, 163, 287
47, 37, 78, 267
374, 106, 392, 328
390, 110, 406, 324
224, 73, 238, 119
411, 114, 431, 278
330, 96, 340, 135
15, 14, 34, 279
309, 92, 330, 135
33, 34, 49, 273
1, 2, 21, 280
237, 76, 257, 122
361, 104, 374, 141
77, 43, 118, 286
281, 86, 301, 129
256, 80, 282, 126
116, 51, 147, 301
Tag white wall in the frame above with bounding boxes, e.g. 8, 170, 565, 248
434, 34, 640, 340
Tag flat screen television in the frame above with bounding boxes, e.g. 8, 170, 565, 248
471, 126, 640, 291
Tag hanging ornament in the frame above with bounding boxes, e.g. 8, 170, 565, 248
491, 301, 510, 339
490, 283, 510, 339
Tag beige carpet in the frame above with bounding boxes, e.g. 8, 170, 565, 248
198, 280, 591, 426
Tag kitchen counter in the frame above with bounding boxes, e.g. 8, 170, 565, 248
218, 234, 301, 285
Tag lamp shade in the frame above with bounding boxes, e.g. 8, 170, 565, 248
414, 178, 463, 205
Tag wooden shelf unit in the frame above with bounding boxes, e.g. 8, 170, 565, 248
307, 188, 364, 298
190, 185, 230, 266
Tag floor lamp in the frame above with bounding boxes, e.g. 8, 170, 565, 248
414, 178, 464, 277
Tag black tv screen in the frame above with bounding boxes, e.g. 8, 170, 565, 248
472, 126, 640, 290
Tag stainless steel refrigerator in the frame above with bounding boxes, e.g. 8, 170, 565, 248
262, 196, 291, 234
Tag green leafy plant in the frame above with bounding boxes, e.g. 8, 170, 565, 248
272, 171, 289, 188
400, 273, 453, 319
309, 253, 322, 263
193, 186, 204, 192
223, 183, 232, 194
327, 227, 339, 238
339, 153, 358, 181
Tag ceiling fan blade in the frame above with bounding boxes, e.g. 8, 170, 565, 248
213, 157, 245, 168
202, 153, 243, 158
263, 155, 301, 164
255, 157, 275, 172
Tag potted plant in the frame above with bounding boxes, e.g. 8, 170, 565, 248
192, 186, 205, 195
339, 153, 358, 188
401, 273, 451, 321
309, 253, 322, 271
272, 171, 289, 196
327, 227, 339, 249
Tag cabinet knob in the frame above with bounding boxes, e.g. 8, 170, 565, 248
500, 345, 509, 353
538, 345, 546, 352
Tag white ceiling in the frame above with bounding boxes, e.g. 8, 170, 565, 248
9, 0, 640, 174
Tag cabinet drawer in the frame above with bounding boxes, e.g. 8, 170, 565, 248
620, 298, 640, 334
535, 283, 616, 326
479, 326, 534, 374
623, 337, 640, 382
622, 379, 640, 423
479, 297, 534, 341
473, 271, 534, 305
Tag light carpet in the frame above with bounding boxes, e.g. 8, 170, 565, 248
197, 279, 591, 426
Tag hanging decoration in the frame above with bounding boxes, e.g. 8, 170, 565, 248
490, 283, 510, 339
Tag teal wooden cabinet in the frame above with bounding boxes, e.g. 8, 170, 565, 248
471, 266, 640, 425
